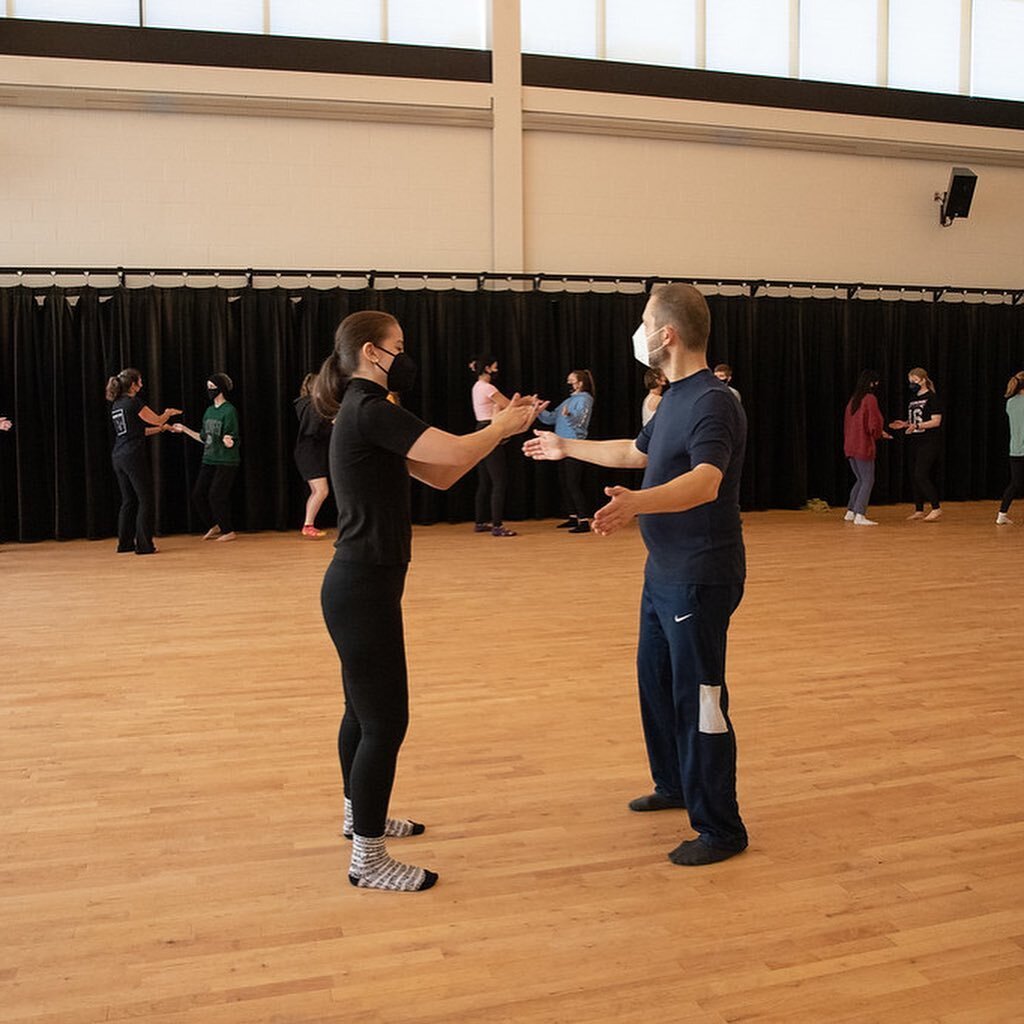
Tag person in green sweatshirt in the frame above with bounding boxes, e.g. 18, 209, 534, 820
173, 372, 241, 542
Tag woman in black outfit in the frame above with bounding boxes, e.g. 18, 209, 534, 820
315, 311, 540, 892
105, 368, 180, 554
890, 366, 944, 521
294, 372, 333, 538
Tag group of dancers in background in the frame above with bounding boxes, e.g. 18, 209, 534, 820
104, 369, 241, 554
842, 367, 1024, 525
96, 355, 1024, 555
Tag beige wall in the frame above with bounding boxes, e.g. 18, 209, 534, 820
523, 131, 1024, 288
0, 105, 493, 270
2, 54, 1022, 287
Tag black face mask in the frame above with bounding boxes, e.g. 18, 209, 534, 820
375, 347, 417, 394
207, 386, 221, 400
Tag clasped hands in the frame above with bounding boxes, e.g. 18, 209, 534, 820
492, 393, 548, 438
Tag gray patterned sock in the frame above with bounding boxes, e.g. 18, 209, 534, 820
348, 834, 438, 892
343, 798, 426, 840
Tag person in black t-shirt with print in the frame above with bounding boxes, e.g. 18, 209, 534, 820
315, 310, 542, 893
889, 367, 943, 521
525, 283, 749, 867
105, 368, 181, 555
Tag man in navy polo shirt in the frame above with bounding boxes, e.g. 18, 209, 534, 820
524, 282, 748, 866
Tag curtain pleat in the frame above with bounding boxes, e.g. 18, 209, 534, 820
1, 284, 1022, 542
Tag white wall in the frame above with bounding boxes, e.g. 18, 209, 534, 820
1, 54, 1023, 287
0, 104, 493, 270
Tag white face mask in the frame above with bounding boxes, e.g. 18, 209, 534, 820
632, 323, 667, 368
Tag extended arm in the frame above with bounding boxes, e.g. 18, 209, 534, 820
523, 431, 648, 470
407, 395, 543, 490
139, 404, 182, 427
172, 423, 203, 442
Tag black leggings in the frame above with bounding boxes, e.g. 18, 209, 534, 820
474, 422, 507, 525
1000, 456, 1024, 513
192, 463, 238, 533
908, 442, 941, 511
112, 451, 155, 554
321, 560, 409, 838
559, 458, 588, 519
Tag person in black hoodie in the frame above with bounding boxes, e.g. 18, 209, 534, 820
294, 372, 333, 538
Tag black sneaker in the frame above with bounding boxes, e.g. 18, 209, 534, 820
555, 518, 578, 529
568, 521, 591, 533
628, 792, 686, 812
668, 838, 745, 866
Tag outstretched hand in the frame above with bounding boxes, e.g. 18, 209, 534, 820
592, 485, 640, 536
522, 429, 566, 461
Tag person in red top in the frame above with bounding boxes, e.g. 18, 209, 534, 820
843, 370, 890, 525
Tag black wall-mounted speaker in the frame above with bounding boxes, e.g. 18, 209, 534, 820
940, 167, 977, 226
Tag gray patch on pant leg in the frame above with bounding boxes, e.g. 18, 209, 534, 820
699, 684, 728, 734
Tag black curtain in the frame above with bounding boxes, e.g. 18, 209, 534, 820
1, 284, 1022, 543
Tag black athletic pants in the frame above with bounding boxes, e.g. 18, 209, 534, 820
474, 421, 507, 525
559, 458, 589, 519
908, 441, 941, 511
112, 451, 155, 555
192, 463, 238, 533
321, 559, 409, 839
1000, 456, 1024, 513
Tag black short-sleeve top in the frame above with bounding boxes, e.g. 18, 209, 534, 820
330, 378, 429, 565
111, 395, 146, 457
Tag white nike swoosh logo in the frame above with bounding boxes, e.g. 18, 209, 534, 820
674, 614, 693, 623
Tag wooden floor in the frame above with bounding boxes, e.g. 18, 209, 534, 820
3, 503, 1023, 1024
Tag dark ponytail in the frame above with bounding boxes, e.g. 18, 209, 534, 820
313, 310, 398, 419
470, 353, 497, 377
105, 367, 141, 402
313, 352, 347, 420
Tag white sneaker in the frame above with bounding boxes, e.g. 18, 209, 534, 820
854, 514, 878, 526
924, 509, 943, 522
844, 510, 856, 522
996, 512, 1013, 525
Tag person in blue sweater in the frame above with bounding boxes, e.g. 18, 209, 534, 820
538, 369, 595, 533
